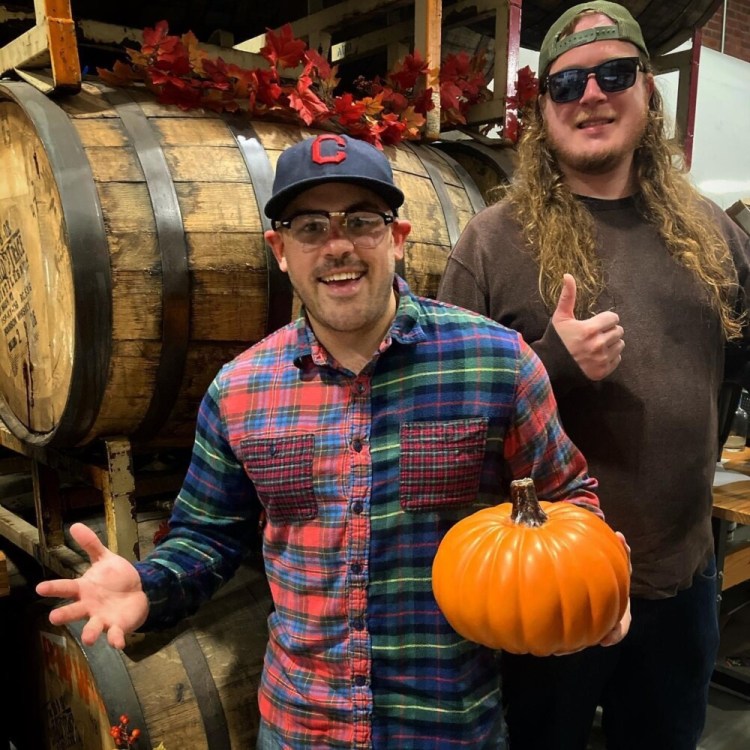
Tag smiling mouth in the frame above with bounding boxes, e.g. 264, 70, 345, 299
319, 271, 365, 284
578, 117, 615, 129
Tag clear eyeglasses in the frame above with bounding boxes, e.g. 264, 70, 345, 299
272, 210, 395, 250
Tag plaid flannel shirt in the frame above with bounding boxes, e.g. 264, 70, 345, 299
136, 276, 598, 749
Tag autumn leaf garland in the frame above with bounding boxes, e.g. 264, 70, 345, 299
97, 20, 498, 147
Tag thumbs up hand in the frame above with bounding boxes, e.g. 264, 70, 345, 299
551, 274, 624, 381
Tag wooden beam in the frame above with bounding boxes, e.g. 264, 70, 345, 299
0, 0, 80, 92
0, 5, 35, 23
77, 19, 270, 71
0, 23, 50, 73
415, 0, 442, 139
234, 0, 408, 54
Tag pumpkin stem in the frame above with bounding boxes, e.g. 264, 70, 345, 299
510, 478, 548, 527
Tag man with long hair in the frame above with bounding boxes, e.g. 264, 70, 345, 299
438, 2, 750, 749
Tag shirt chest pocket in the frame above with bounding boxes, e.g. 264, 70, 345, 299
400, 418, 488, 511
239, 434, 317, 523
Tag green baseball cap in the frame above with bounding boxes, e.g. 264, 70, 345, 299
538, 1, 649, 78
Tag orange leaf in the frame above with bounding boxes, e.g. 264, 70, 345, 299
182, 30, 207, 72
360, 93, 385, 119
400, 106, 426, 139
96, 60, 144, 87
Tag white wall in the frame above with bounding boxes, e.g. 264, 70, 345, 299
517, 45, 750, 209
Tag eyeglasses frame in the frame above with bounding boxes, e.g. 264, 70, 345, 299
271, 209, 396, 249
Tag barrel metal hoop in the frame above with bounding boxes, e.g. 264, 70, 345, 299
228, 121, 294, 335
0, 81, 112, 447
67, 620, 154, 749
405, 142, 462, 248
104, 89, 191, 442
436, 139, 516, 185
428, 147, 487, 214
174, 629, 233, 750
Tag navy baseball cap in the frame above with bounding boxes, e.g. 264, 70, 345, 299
264, 133, 405, 220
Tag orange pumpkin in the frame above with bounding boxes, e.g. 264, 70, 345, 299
431, 477, 630, 656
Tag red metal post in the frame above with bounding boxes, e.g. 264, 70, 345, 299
504, 0, 523, 138
683, 27, 702, 169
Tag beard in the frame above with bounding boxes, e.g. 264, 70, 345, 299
546, 105, 650, 176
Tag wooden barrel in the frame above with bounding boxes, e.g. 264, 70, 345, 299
433, 139, 516, 206
33, 560, 271, 750
520, 0, 723, 57
0, 80, 485, 449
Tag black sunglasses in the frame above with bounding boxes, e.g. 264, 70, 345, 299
543, 57, 644, 104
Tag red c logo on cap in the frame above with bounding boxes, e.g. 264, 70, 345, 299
311, 134, 347, 164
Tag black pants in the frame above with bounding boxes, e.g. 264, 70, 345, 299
501, 560, 720, 750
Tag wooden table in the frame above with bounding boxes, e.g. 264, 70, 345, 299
711, 448, 750, 698
714, 449, 750, 591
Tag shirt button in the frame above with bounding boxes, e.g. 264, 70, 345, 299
356, 382, 366, 394
354, 674, 367, 687
352, 617, 365, 630
351, 562, 363, 574
352, 501, 363, 514
352, 438, 363, 452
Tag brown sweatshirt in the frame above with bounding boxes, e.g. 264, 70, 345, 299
438, 195, 750, 598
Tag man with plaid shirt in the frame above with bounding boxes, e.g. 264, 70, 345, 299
36, 133, 628, 749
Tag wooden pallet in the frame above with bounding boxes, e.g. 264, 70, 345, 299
0, 0, 81, 93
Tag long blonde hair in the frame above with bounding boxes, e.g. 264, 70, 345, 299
504, 76, 743, 340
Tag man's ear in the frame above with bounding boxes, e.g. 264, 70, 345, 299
264, 229, 288, 272
391, 219, 411, 261
644, 71, 656, 101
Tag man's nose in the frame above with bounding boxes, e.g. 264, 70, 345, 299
323, 220, 354, 254
579, 74, 607, 104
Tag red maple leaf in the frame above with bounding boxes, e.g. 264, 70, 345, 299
388, 52, 430, 91
333, 92, 366, 127
380, 87, 409, 114
288, 75, 332, 125
378, 112, 408, 146
255, 68, 283, 106
516, 65, 540, 106
162, 84, 203, 108
440, 80, 465, 116
261, 24, 307, 69
141, 20, 172, 56
441, 51, 472, 81
409, 88, 435, 115
305, 49, 334, 83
